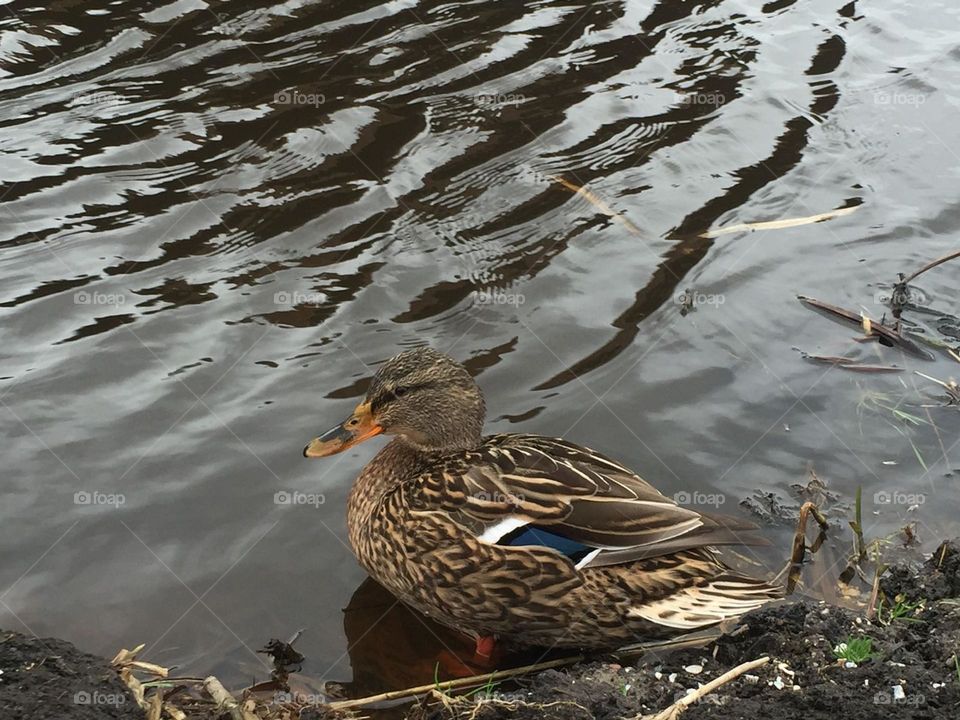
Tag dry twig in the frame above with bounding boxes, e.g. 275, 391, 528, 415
902, 248, 960, 284
326, 655, 583, 711
638, 656, 771, 720
203, 676, 258, 720
701, 206, 858, 238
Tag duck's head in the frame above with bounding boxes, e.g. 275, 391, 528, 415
303, 347, 486, 457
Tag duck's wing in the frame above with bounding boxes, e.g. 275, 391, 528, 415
418, 433, 767, 568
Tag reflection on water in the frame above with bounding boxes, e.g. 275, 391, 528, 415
339, 578, 552, 698
1, 0, 959, 696
341, 579, 465, 696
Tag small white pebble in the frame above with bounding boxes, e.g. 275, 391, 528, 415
864, 679, 870, 687
668, 673, 677, 683
684, 664, 703, 675
654, 672, 662, 680
893, 685, 905, 700
744, 674, 760, 684
889, 662, 906, 668
882, 460, 897, 465
932, 683, 944, 690
623, 684, 631, 692
844, 661, 857, 669
793, 685, 801, 691
624, 667, 633, 673
772, 676, 785, 690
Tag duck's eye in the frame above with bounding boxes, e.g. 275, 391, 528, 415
393, 386, 409, 398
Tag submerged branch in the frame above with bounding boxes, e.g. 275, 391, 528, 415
797, 295, 935, 360
701, 205, 859, 238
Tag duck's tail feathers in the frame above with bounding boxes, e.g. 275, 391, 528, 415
627, 574, 781, 630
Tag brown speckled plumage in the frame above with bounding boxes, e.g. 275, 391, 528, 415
321, 348, 780, 648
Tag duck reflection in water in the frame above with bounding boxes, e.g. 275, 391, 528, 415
337, 577, 552, 698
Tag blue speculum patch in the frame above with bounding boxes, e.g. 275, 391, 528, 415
500, 525, 594, 563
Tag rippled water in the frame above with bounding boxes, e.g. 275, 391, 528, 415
2, 0, 959, 699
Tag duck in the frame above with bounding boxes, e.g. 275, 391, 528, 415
304, 347, 780, 656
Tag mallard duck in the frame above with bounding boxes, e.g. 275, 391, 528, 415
304, 347, 779, 654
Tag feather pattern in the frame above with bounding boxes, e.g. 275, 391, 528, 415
346, 433, 780, 648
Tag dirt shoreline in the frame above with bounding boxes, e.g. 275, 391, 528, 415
3, 541, 959, 720
0, 631, 140, 720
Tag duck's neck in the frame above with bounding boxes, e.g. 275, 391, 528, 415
346, 438, 432, 555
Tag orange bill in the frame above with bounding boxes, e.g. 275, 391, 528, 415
303, 401, 383, 457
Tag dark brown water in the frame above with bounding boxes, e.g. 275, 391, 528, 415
2, 0, 958, 700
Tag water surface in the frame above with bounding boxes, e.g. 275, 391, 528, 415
2, 0, 958, 697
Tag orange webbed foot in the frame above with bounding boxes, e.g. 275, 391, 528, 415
435, 635, 499, 679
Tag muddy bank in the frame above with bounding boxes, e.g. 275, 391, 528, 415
0, 630, 139, 720
409, 541, 960, 720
